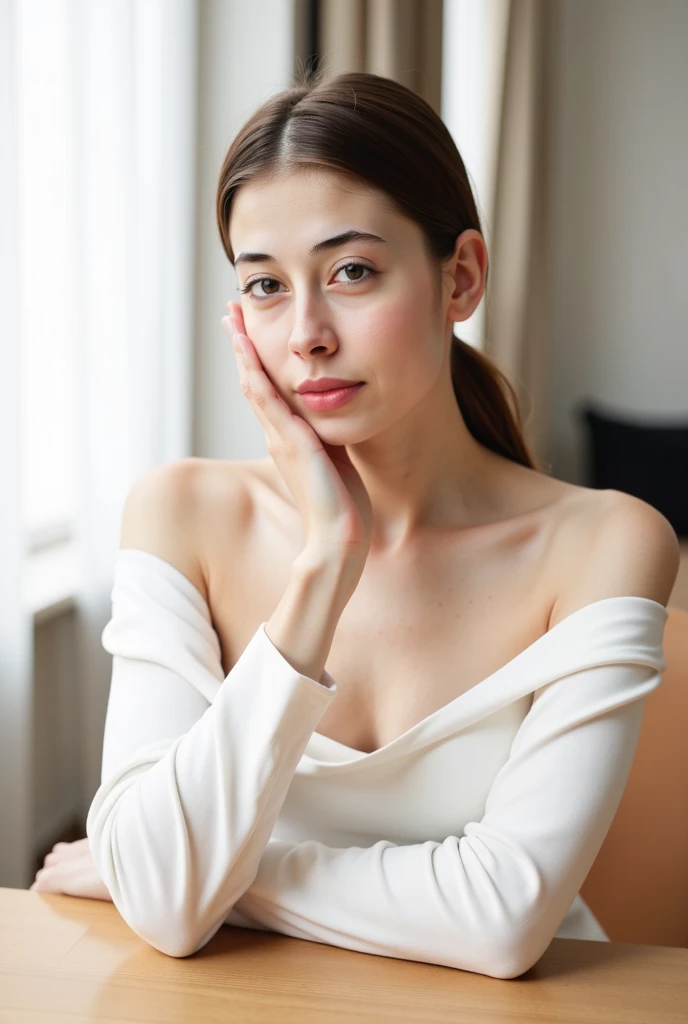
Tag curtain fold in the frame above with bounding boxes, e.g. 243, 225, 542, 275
485, 0, 556, 466
319, 0, 444, 114
72, 0, 198, 823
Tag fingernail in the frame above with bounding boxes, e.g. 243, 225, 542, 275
221, 316, 235, 337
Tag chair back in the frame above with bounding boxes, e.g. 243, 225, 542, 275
580, 605, 688, 947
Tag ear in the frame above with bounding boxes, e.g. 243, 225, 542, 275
441, 229, 488, 325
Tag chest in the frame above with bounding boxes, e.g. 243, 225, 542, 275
207, 514, 556, 756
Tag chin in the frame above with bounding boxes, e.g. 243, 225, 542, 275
310, 421, 378, 447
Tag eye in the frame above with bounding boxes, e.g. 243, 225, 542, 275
332, 261, 375, 284
239, 261, 377, 302
239, 277, 283, 300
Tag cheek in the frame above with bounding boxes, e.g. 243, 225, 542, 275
363, 295, 438, 386
355, 285, 422, 348
243, 321, 285, 379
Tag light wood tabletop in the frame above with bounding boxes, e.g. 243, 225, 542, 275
2, 888, 686, 1023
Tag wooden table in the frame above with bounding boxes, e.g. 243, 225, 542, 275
2, 888, 686, 1023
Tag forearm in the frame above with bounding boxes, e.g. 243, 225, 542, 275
87, 609, 340, 957
265, 549, 356, 684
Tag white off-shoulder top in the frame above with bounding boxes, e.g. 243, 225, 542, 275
86, 549, 668, 977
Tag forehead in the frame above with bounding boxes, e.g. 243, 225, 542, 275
229, 168, 408, 254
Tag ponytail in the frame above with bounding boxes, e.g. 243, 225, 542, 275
450, 336, 540, 470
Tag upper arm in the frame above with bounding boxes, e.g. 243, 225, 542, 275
120, 458, 208, 601
552, 491, 680, 625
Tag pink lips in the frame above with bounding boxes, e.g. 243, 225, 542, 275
298, 383, 365, 411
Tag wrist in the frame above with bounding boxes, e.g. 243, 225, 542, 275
294, 541, 354, 580
265, 557, 352, 684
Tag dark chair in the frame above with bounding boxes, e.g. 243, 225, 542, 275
577, 400, 688, 538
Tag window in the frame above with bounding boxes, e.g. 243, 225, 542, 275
17, 0, 77, 549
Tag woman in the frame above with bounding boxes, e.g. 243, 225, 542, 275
32, 71, 678, 977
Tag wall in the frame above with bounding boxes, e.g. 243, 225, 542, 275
547, 0, 688, 484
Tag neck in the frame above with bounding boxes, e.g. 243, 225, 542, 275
346, 367, 518, 555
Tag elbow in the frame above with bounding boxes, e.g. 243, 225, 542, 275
122, 911, 211, 960
87, 814, 213, 959
153, 938, 201, 960
147, 939, 195, 960
480, 948, 540, 980
442, 932, 543, 979
478, 929, 550, 980
454, 913, 548, 979
113, 890, 232, 959
115, 899, 237, 959
107, 886, 238, 959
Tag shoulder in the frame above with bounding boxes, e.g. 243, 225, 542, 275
590, 490, 681, 603
549, 488, 680, 627
120, 457, 254, 603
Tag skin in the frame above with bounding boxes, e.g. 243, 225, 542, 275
31, 167, 679, 901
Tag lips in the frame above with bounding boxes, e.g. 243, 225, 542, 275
298, 382, 365, 410
296, 378, 363, 394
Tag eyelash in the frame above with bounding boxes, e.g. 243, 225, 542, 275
239, 261, 377, 302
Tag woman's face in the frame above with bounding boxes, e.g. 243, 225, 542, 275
228, 168, 454, 446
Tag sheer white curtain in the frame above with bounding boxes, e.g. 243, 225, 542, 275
0, 0, 197, 887
72, 0, 197, 828
0, 0, 34, 889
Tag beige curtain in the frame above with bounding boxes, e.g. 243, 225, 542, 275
485, 0, 557, 466
317, 0, 555, 466
319, 0, 444, 114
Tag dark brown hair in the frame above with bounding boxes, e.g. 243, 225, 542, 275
216, 69, 539, 471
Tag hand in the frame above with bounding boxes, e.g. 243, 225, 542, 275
222, 302, 373, 568
29, 837, 113, 902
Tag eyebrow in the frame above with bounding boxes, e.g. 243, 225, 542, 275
234, 229, 388, 268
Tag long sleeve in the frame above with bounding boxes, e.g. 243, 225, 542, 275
229, 653, 663, 979
85, 550, 337, 958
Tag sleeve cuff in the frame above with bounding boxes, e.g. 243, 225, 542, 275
257, 621, 338, 695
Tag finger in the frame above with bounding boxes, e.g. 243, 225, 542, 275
222, 322, 285, 440
32, 868, 50, 891
221, 316, 313, 449
227, 305, 264, 368
226, 300, 245, 333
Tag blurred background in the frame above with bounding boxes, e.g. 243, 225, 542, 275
1, 0, 687, 889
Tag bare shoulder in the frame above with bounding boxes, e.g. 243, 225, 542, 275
120, 457, 254, 603
549, 487, 681, 627
589, 490, 681, 603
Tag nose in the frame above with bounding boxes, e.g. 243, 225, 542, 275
287, 296, 338, 359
